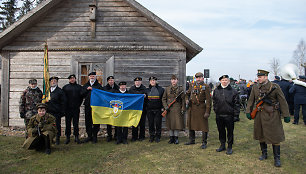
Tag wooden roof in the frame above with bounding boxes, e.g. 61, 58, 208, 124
0, 0, 202, 62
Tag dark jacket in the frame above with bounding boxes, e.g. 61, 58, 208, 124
62, 82, 84, 110
213, 84, 240, 116
102, 83, 120, 93
47, 86, 67, 116
147, 84, 164, 110
289, 84, 306, 105
278, 79, 293, 103
238, 82, 247, 95
129, 84, 148, 109
82, 80, 103, 106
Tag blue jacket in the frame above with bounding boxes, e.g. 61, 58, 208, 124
289, 84, 306, 104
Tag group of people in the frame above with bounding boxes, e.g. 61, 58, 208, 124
20, 69, 305, 167
272, 75, 306, 126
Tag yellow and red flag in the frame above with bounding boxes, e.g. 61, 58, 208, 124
42, 43, 50, 103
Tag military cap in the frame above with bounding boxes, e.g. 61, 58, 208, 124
29, 79, 37, 84
275, 76, 280, 80
229, 77, 234, 81
171, 75, 178, 80
36, 103, 47, 109
68, 74, 76, 79
149, 76, 157, 81
257, 69, 269, 76
88, 72, 96, 76
134, 77, 142, 81
219, 75, 229, 81
107, 76, 114, 81
195, 72, 203, 77
49, 76, 59, 81
299, 75, 306, 80
119, 81, 127, 86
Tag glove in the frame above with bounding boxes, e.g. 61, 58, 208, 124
20, 113, 25, 119
32, 128, 38, 136
284, 117, 290, 123
204, 113, 209, 118
246, 113, 252, 120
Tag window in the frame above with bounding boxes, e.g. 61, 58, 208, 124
79, 63, 104, 85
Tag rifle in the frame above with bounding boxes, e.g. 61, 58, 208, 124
162, 91, 184, 117
34, 124, 41, 136
250, 87, 276, 119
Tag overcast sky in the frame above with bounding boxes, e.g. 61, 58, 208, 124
136, 0, 306, 82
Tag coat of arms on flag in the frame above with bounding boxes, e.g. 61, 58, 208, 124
110, 100, 123, 118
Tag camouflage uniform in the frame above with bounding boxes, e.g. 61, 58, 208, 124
19, 87, 43, 138
230, 81, 240, 93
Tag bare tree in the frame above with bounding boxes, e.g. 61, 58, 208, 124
292, 39, 305, 75
269, 57, 280, 76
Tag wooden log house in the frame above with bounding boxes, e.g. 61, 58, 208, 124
0, 0, 202, 127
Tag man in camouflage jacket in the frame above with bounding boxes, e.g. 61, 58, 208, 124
19, 79, 43, 138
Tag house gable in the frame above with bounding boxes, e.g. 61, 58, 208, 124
3, 0, 185, 53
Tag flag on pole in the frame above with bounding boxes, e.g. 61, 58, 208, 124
90, 88, 144, 127
42, 43, 50, 103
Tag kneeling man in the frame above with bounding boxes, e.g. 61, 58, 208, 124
23, 103, 57, 154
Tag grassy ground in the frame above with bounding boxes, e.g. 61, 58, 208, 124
0, 113, 305, 174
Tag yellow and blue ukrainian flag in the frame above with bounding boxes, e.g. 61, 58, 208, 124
91, 88, 144, 127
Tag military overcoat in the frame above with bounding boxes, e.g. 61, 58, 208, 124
23, 113, 57, 149
246, 81, 289, 144
162, 85, 185, 130
185, 82, 211, 132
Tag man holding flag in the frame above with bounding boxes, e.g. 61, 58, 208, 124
82, 72, 103, 143
102, 76, 120, 142
115, 81, 129, 144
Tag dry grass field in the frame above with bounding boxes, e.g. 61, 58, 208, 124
0, 113, 305, 174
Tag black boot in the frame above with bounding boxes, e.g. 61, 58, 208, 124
168, 136, 175, 144
185, 130, 195, 145
83, 136, 92, 143
226, 144, 233, 155
216, 143, 226, 152
200, 132, 208, 149
74, 136, 81, 144
149, 135, 155, 143
273, 145, 281, 167
55, 136, 60, 145
259, 142, 268, 160
107, 136, 113, 142
92, 135, 98, 144
174, 136, 179, 144
155, 137, 160, 143
44, 135, 51, 155
65, 136, 70, 144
